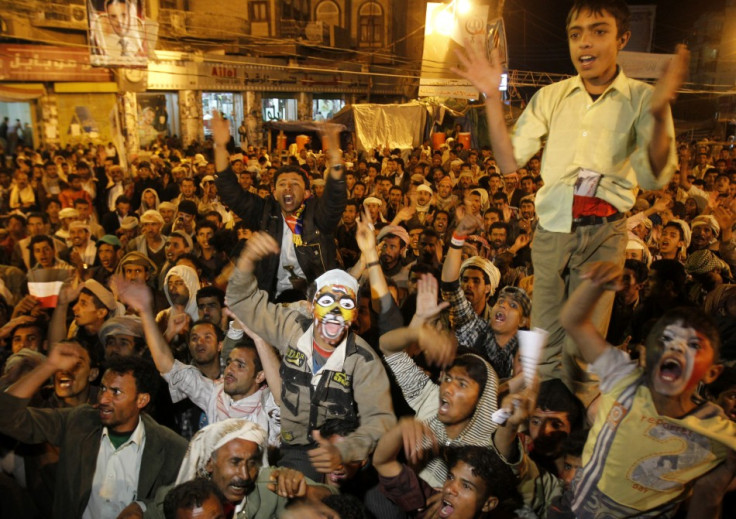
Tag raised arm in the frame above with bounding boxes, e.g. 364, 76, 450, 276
379, 325, 457, 369
6, 342, 83, 399
648, 45, 689, 179
452, 46, 519, 177
559, 262, 622, 365
441, 205, 483, 284
47, 279, 82, 346
373, 417, 438, 478
113, 277, 175, 374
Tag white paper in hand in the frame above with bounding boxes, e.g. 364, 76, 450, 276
518, 327, 548, 388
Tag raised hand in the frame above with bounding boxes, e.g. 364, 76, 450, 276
236, 232, 280, 272
451, 45, 505, 101
210, 109, 231, 147
355, 210, 378, 255
46, 342, 86, 373
398, 417, 438, 466
416, 325, 457, 368
57, 278, 83, 306
453, 205, 483, 236
111, 275, 153, 314
650, 45, 689, 120
414, 274, 449, 323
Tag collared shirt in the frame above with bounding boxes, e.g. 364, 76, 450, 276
82, 417, 146, 519
276, 217, 307, 297
163, 359, 281, 448
512, 71, 677, 233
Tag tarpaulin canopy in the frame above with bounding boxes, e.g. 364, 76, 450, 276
330, 101, 428, 152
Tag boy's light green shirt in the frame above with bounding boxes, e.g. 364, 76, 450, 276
511, 70, 678, 233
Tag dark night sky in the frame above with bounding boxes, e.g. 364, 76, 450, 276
503, 0, 725, 74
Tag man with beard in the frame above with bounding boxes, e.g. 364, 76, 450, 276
0, 349, 186, 519
63, 221, 97, 268
115, 277, 281, 447
376, 225, 412, 291
213, 112, 346, 302
157, 231, 192, 292
196, 286, 227, 332
89, 234, 122, 287
157, 265, 200, 358
127, 210, 168, 271
143, 420, 332, 519
226, 232, 395, 481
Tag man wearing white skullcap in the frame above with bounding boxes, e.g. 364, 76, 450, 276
141, 419, 333, 518
225, 232, 396, 481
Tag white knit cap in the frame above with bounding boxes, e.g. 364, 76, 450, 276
314, 269, 359, 295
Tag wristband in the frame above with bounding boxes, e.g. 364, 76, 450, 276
366, 260, 380, 268
450, 232, 467, 249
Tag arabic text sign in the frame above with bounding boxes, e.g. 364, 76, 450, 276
0, 45, 113, 82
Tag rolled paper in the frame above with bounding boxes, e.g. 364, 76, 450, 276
518, 327, 548, 388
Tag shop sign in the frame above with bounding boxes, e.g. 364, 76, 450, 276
0, 45, 113, 82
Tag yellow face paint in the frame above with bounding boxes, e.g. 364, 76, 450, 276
313, 285, 357, 323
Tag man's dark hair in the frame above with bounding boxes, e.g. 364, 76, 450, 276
229, 340, 264, 373
273, 165, 309, 188
445, 446, 521, 510
115, 195, 131, 206
561, 428, 589, 459
451, 354, 488, 399
344, 199, 360, 211
420, 228, 440, 241
492, 191, 508, 203
624, 259, 648, 284
536, 379, 585, 432
67, 173, 80, 182
104, 355, 159, 400
163, 478, 225, 519
29, 234, 55, 251
196, 286, 224, 306
195, 220, 218, 235
203, 210, 223, 224
189, 319, 225, 343
319, 416, 359, 438
73, 198, 89, 207
46, 196, 61, 208
490, 221, 509, 234
566, 0, 630, 37
7, 213, 26, 226
650, 259, 687, 297
26, 212, 48, 224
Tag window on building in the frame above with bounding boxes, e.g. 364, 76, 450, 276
359, 2, 383, 47
250, 1, 269, 22
315, 0, 340, 27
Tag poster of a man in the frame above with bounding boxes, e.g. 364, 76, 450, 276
89, 0, 148, 67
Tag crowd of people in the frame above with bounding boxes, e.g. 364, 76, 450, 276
0, 1, 735, 518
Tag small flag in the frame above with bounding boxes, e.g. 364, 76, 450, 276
27, 269, 73, 308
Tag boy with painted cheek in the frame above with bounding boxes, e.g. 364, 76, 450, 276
313, 284, 357, 347
560, 261, 736, 518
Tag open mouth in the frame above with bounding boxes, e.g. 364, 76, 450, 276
579, 55, 596, 69
283, 194, 294, 205
659, 357, 683, 382
494, 311, 506, 323
56, 374, 73, 389
321, 315, 346, 340
439, 397, 450, 414
99, 406, 113, 419
439, 500, 455, 518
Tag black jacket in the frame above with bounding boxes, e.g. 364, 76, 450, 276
216, 166, 346, 298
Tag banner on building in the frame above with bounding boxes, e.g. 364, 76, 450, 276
0, 45, 113, 82
136, 93, 172, 147
419, 2, 507, 99
88, 0, 149, 67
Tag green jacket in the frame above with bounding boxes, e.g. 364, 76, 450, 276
0, 391, 187, 519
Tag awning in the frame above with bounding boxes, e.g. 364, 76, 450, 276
0, 84, 45, 102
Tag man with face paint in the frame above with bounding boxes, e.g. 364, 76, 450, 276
559, 261, 736, 518
226, 232, 396, 481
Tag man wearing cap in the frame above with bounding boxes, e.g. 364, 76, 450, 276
227, 232, 395, 481
171, 200, 197, 237
157, 201, 177, 230
439, 212, 531, 379
55, 207, 79, 245
127, 210, 168, 269
49, 279, 118, 364
89, 234, 122, 287
63, 221, 97, 268
99, 315, 146, 358
212, 112, 346, 302
690, 214, 722, 254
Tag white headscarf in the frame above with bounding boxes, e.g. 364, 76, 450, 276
176, 419, 267, 484
163, 265, 200, 321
